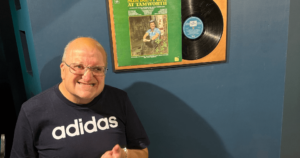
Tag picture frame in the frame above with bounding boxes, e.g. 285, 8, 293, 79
106, 0, 227, 72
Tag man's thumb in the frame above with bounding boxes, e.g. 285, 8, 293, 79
112, 144, 121, 153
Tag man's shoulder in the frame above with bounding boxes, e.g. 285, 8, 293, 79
21, 85, 57, 111
104, 85, 127, 96
154, 28, 161, 32
102, 85, 132, 103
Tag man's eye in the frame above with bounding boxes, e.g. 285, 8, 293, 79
93, 67, 103, 72
74, 65, 84, 69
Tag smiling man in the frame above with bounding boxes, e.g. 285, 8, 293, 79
10, 37, 150, 158
143, 20, 161, 42
59, 37, 107, 105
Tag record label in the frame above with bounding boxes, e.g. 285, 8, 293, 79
183, 16, 204, 40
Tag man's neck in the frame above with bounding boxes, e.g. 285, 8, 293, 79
58, 82, 93, 105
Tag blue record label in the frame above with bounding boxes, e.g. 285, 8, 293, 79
183, 16, 204, 39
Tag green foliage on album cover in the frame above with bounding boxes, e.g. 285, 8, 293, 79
112, 0, 182, 66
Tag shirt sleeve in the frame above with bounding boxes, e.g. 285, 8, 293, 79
124, 94, 150, 149
155, 28, 161, 35
10, 107, 38, 158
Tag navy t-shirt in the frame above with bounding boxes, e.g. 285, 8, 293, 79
10, 84, 150, 158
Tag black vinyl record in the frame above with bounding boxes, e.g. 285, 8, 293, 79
182, 0, 224, 60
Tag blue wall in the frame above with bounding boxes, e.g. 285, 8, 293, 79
10, 0, 291, 157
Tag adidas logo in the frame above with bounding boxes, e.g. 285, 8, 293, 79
52, 116, 118, 140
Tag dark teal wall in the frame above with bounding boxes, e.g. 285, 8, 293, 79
0, 1, 27, 157
280, 0, 300, 157
1, 0, 27, 114
9, 0, 42, 98
10, 0, 291, 157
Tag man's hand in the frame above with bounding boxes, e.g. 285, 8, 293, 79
101, 144, 125, 158
101, 144, 148, 158
151, 33, 159, 41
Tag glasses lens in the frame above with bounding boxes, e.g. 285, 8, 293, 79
91, 67, 106, 76
70, 64, 85, 74
68, 63, 107, 76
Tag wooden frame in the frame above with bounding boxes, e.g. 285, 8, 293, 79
107, 0, 227, 72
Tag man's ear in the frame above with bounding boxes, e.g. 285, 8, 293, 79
60, 62, 65, 80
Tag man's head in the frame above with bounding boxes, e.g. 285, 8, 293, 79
150, 21, 156, 30
59, 37, 107, 104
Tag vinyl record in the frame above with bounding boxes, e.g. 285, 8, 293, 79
182, 0, 224, 60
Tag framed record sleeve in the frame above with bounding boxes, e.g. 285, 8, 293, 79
107, 0, 227, 72
107, 0, 182, 71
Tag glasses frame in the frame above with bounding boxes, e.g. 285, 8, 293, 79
64, 62, 108, 76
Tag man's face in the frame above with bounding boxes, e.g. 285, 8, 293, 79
150, 22, 155, 30
60, 39, 106, 104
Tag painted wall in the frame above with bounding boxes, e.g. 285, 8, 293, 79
9, 0, 42, 98
10, 0, 292, 157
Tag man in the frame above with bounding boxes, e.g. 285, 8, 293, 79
142, 20, 161, 53
143, 20, 161, 42
10, 37, 150, 158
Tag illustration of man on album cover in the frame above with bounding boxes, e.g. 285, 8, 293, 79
143, 20, 161, 42
128, 15, 168, 57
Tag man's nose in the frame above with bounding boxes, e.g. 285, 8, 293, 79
82, 68, 93, 81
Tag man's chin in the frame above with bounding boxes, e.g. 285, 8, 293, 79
75, 93, 97, 104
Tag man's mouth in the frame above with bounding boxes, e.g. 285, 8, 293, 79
77, 81, 95, 87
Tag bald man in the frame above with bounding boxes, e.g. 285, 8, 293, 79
10, 37, 150, 158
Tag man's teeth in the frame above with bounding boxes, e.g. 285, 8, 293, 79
77, 82, 95, 87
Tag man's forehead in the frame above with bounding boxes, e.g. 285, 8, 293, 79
65, 50, 106, 67
68, 39, 101, 51
67, 38, 105, 54
68, 45, 102, 54
64, 37, 107, 65
68, 49, 103, 57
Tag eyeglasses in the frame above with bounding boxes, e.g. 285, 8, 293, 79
64, 62, 107, 76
